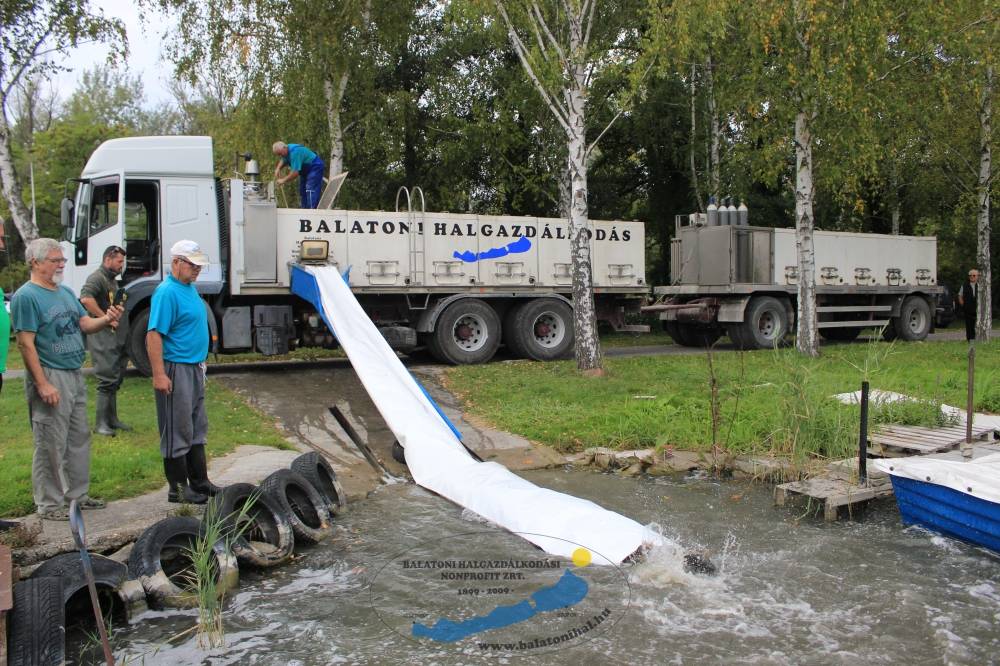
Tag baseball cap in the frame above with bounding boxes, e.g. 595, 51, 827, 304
170, 240, 210, 266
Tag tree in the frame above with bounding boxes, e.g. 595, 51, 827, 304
491, 0, 643, 373
0, 0, 124, 244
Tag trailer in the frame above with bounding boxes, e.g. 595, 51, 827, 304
59, 136, 648, 371
649, 214, 943, 349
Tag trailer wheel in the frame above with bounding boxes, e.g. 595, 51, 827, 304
503, 302, 529, 358
510, 298, 574, 361
664, 320, 721, 348
739, 296, 789, 349
894, 295, 932, 341
433, 299, 501, 364
819, 327, 861, 342
128, 308, 152, 376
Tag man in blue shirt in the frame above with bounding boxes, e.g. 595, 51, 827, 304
273, 141, 327, 209
12, 238, 122, 520
146, 240, 220, 504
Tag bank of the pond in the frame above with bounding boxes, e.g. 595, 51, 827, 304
0, 375, 293, 518
444, 339, 1000, 463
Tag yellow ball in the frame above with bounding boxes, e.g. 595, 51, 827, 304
571, 547, 592, 568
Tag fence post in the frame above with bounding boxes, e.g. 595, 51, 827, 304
858, 381, 869, 485
963, 345, 975, 459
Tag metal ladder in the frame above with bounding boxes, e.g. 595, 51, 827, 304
396, 186, 426, 286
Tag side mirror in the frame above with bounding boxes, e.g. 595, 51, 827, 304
61, 197, 74, 229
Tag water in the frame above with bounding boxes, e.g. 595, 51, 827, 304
91, 469, 999, 665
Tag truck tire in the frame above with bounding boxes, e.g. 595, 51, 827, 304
503, 302, 528, 358
739, 296, 789, 349
8, 577, 65, 666
290, 451, 347, 515
432, 299, 501, 365
894, 295, 932, 341
208, 483, 295, 569
128, 308, 152, 376
664, 320, 720, 348
509, 298, 574, 361
819, 327, 861, 342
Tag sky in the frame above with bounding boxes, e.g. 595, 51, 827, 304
54, 0, 174, 107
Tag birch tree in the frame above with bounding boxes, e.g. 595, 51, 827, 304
0, 1, 123, 244
491, 0, 642, 372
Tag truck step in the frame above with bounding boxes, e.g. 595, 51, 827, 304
816, 319, 890, 329
816, 305, 893, 313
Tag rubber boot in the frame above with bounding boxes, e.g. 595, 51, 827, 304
109, 393, 132, 431
94, 392, 116, 436
186, 445, 222, 497
163, 457, 208, 504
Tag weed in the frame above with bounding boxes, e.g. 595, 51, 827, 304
0, 519, 41, 548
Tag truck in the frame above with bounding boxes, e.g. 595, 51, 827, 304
58, 136, 648, 372
648, 213, 944, 349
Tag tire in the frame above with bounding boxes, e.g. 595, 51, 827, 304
8, 578, 66, 666
392, 440, 406, 464
208, 483, 295, 568
894, 295, 932, 341
738, 296, 789, 349
290, 451, 347, 515
432, 299, 501, 365
502, 302, 529, 358
819, 327, 861, 341
510, 298, 574, 361
881, 323, 898, 341
726, 323, 748, 349
128, 308, 152, 377
127, 516, 239, 608
260, 469, 334, 545
672, 323, 722, 348
30, 552, 132, 631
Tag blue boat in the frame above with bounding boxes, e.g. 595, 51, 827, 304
874, 453, 1000, 554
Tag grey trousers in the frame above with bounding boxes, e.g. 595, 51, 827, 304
25, 367, 92, 513
155, 361, 208, 459
88, 318, 128, 394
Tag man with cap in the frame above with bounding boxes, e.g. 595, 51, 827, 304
272, 141, 326, 209
146, 240, 221, 504
80, 245, 131, 435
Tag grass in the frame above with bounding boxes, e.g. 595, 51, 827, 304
0, 376, 293, 517
444, 339, 1000, 464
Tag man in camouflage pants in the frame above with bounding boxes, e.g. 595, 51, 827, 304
80, 245, 131, 436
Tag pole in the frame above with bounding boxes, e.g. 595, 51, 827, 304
963, 345, 975, 459
858, 381, 869, 485
69, 500, 115, 666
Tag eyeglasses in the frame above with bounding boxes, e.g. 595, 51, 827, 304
44, 257, 68, 265
176, 257, 203, 269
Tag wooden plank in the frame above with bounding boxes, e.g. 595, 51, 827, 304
877, 427, 963, 444
869, 436, 941, 451
0, 544, 11, 612
871, 431, 954, 447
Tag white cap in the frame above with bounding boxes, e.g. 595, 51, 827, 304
170, 240, 210, 266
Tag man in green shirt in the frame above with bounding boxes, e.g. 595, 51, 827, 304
11, 238, 123, 521
80, 245, 131, 435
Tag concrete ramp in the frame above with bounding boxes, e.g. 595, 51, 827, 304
291, 265, 654, 565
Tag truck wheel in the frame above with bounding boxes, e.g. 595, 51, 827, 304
503, 302, 529, 358
819, 327, 861, 342
674, 324, 722, 347
726, 323, 749, 350
894, 295, 932, 341
510, 298, 574, 361
740, 296, 789, 349
128, 308, 152, 376
433, 299, 501, 364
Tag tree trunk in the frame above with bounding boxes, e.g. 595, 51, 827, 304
706, 55, 721, 202
689, 64, 703, 212
794, 111, 819, 357
976, 66, 993, 342
324, 72, 350, 178
567, 71, 602, 372
0, 111, 37, 244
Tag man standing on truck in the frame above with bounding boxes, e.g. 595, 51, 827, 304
80, 245, 131, 436
12, 238, 122, 521
146, 240, 221, 504
273, 140, 326, 209
958, 268, 980, 341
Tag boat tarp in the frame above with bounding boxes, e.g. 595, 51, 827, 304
292, 265, 654, 565
873, 453, 1000, 504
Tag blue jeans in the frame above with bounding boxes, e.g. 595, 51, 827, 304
300, 157, 326, 209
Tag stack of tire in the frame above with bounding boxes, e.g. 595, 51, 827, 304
6, 451, 346, 665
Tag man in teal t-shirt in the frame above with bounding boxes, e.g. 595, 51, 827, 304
11, 238, 122, 520
272, 141, 327, 209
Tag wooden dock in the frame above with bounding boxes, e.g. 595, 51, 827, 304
775, 422, 999, 521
